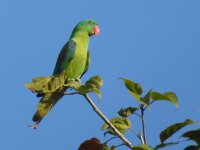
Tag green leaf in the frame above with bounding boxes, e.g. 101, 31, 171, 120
132, 144, 154, 150
25, 75, 103, 98
140, 89, 152, 108
32, 76, 52, 84
151, 91, 179, 108
181, 129, 200, 145
160, 119, 196, 143
101, 117, 131, 136
25, 74, 66, 94
72, 76, 103, 98
78, 85, 102, 98
39, 73, 66, 93
118, 107, 139, 117
85, 76, 103, 89
104, 128, 127, 136
101, 117, 131, 130
110, 146, 116, 150
25, 76, 51, 92
184, 145, 200, 150
119, 78, 143, 100
64, 80, 82, 89
154, 142, 179, 150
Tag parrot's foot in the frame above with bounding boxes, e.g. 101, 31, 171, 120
28, 122, 39, 129
75, 78, 81, 83
66, 78, 75, 82
66, 78, 81, 83
30, 88, 36, 93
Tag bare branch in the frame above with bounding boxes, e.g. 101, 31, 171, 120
64, 92, 79, 95
139, 133, 145, 145
103, 136, 118, 144
115, 143, 126, 148
133, 112, 142, 119
140, 104, 147, 144
129, 128, 144, 144
82, 94, 134, 149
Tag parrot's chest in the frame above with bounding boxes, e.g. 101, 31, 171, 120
65, 45, 88, 78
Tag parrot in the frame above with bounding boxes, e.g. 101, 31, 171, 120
30, 20, 100, 129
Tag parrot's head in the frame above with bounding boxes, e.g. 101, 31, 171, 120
72, 20, 100, 37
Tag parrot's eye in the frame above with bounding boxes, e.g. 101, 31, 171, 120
87, 20, 92, 24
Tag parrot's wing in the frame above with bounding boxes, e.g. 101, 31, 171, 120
80, 50, 90, 78
53, 40, 76, 75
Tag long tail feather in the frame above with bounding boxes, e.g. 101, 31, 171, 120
32, 88, 65, 126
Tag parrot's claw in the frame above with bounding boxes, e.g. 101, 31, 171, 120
66, 78, 75, 82
30, 88, 36, 93
28, 122, 39, 129
66, 78, 81, 83
75, 78, 81, 83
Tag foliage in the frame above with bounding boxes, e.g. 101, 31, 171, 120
78, 138, 116, 150
159, 119, 196, 143
181, 128, 200, 147
101, 117, 131, 136
132, 145, 153, 150
119, 78, 178, 108
78, 138, 103, 150
154, 142, 179, 150
96, 77, 198, 149
75, 76, 103, 98
26, 75, 198, 149
118, 107, 139, 118
25, 74, 103, 97
25, 74, 66, 94
151, 91, 179, 108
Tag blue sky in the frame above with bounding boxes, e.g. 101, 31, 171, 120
0, 0, 200, 149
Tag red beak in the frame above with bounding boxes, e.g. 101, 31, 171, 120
93, 25, 100, 36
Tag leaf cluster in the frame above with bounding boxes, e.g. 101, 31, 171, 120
99, 78, 199, 149
25, 74, 103, 97
25, 75, 199, 149
119, 78, 178, 109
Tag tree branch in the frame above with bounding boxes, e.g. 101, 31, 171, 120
103, 136, 118, 144
133, 112, 142, 119
115, 143, 126, 148
139, 133, 145, 145
64, 92, 79, 95
140, 104, 147, 144
82, 94, 134, 149
129, 128, 144, 144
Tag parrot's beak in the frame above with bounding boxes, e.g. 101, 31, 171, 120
93, 25, 100, 36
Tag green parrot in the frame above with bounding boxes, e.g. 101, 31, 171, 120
30, 20, 100, 128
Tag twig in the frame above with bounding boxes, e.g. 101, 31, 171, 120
140, 104, 147, 144
133, 112, 142, 119
115, 143, 126, 148
64, 92, 79, 95
177, 139, 190, 143
103, 136, 118, 144
139, 133, 145, 145
144, 101, 154, 111
82, 94, 134, 149
129, 128, 144, 144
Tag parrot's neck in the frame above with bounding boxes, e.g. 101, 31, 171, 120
70, 31, 89, 39
70, 31, 90, 46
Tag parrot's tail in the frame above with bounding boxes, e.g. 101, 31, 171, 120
31, 88, 65, 129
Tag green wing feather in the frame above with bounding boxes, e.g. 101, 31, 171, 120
53, 40, 76, 75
